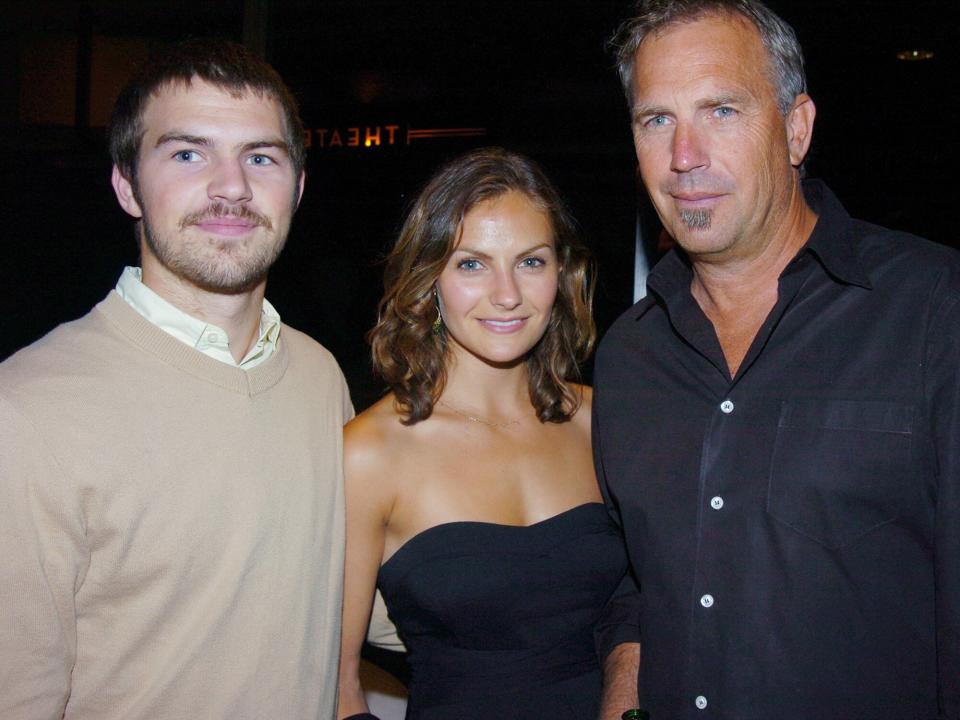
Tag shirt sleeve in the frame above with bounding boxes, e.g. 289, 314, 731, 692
0, 396, 85, 719
592, 384, 642, 662
927, 285, 960, 718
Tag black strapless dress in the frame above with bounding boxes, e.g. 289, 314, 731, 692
377, 502, 629, 719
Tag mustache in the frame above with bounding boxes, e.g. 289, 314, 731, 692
179, 202, 272, 231
660, 176, 734, 196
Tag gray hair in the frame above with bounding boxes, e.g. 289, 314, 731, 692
610, 0, 807, 115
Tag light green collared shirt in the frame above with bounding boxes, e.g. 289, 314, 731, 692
115, 266, 281, 369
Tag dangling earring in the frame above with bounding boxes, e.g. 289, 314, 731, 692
432, 289, 443, 334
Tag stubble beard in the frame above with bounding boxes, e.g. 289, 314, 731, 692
140, 202, 289, 294
679, 208, 712, 230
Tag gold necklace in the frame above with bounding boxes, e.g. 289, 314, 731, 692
438, 400, 522, 429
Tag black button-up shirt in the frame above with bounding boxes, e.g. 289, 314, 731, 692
593, 181, 960, 719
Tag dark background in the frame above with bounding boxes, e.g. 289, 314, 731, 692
2, 0, 954, 409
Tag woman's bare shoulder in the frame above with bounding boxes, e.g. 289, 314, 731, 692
344, 395, 407, 472
346, 394, 400, 435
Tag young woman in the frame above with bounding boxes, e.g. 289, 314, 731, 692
337, 148, 629, 719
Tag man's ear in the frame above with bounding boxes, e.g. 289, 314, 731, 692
786, 93, 816, 167
111, 165, 143, 218
295, 170, 306, 208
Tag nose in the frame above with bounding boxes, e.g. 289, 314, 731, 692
207, 158, 253, 204
491, 268, 522, 310
670, 121, 709, 174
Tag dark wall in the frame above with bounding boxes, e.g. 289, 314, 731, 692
2, 0, 955, 410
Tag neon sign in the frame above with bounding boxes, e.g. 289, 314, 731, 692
304, 124, 487, 149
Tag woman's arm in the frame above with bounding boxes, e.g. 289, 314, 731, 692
337, 415, 395, 719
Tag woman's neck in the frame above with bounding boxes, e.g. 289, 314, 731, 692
439, 347, 532, 420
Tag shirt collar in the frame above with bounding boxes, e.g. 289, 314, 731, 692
114, 267, 281, 368
797, 179, 872, 289
644, 179, 872, 317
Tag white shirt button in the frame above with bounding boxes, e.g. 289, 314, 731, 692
695, 695, 708, 710
720, 399, 734, 413
207, 332, 220, 343
700, 594, 714, 608
710, 496, 724, 510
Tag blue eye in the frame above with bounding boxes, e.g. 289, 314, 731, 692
520, 256, 546, 268
645, 115, 669, 128
458, 259, 482, 271
248, 154, 275, 166
714, 106, 737, 118
173, 150, 200, 162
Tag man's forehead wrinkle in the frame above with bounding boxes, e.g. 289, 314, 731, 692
141, 91, 286, 144
633, 20, 774, 110
141, 80, 284, 134
634, 72, 749, 111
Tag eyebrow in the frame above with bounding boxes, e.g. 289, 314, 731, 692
154, 133, 290, 155
155, 132, 209, 148
631, 103, 669, 122
697, 94, 746, 109
238, 139, 290, 155
453, 242, 554, 260
632, 93, 750, 122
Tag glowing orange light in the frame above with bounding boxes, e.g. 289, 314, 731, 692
406, 127, 487, 145
896, 49, 934, 61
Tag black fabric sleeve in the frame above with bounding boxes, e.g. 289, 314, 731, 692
592, 378, 642, 662
927, 280, 960, 718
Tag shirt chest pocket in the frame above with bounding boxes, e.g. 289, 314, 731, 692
766, 399, 916, 550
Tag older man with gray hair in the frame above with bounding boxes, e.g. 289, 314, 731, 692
593, 1, 960, 718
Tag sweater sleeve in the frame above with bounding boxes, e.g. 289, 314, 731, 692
0, 395, 86, 719
339, 367, 355, 423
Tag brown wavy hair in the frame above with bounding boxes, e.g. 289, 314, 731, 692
370, 147, 595, 425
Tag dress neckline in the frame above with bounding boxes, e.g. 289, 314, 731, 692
380, 502, 607, 572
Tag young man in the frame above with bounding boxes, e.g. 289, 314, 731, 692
0, 40, 350, 718
595, 1, 960, 718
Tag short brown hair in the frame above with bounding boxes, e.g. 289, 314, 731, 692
109, 38, 305, 183
370, 147, 595, 425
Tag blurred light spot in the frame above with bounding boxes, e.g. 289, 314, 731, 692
896, 49, 934, 61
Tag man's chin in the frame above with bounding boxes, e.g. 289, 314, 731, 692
141, 221, 285, 295
668, 229, 734, 259
162, 251, 274, 294
184, 266, 270, 295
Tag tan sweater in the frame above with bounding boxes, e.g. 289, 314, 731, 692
0, 292, 351, 719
